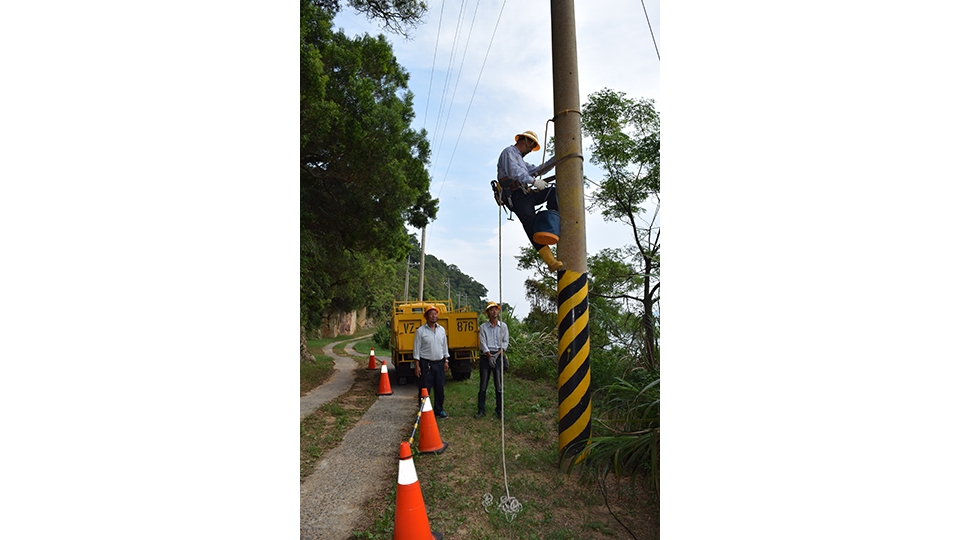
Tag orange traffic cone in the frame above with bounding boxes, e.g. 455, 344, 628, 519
417, 388, 447, 454
377, 360, 394, 396
394, 441, 443, 540
367, 348, 378, 370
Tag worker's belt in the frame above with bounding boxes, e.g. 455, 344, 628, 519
420, 359, 445, 363
498, 177, 527, 196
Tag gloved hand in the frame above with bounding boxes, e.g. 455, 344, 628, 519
489, 353, 497, 369
533, 178, 547, 191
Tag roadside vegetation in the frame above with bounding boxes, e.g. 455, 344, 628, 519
301, 338, 336, 396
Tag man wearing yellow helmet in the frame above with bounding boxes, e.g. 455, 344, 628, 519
497, 130, 564, 271
475, 301, 509, 419
413, 305, 450, 418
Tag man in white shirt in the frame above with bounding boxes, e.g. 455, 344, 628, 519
413, 305, 450, 418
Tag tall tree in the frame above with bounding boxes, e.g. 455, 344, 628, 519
300, 0, 437, 330
581, 88, 660, 370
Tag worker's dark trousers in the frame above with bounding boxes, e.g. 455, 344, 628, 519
510, 186, 558, 251
418, 359, 446, 413
477, 354, 503, 416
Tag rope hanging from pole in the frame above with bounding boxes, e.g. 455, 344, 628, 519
481, 191, 522, 522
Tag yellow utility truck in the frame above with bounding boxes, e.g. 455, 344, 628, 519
389, 299, 479, 384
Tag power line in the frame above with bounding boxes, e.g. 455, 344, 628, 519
426, 0, 508, 253
640, 0, 660, 61
434, 0, 508, 198
421, 0, 445, 130
436, 0, 483, 158
430, 0, 468, 160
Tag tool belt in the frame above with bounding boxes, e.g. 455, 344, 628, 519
491, 178, 523, 210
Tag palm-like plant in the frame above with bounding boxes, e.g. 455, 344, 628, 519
573, 376, 660, 497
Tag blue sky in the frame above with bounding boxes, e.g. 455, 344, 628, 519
333, 0, 660, 318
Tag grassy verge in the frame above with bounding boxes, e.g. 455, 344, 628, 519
351, 375, 659, 540
302, 333, 378, 395
300, 375, 379, 480
333, 331, 377, 360
302, 338, 336, 396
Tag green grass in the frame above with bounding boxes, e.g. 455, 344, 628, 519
300, 379, 378, 480
303, 333, 377, 394
301, 354, 334, 395
353, 376, 659, 539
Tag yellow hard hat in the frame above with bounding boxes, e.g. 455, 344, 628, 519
515, 130, 540, 152
423, 305, 439, 318
485, 301, 500, 313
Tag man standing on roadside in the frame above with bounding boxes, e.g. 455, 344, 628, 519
476, 301, 509, 419
413, 305, 450, 418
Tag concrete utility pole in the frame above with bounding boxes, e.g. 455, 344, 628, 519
403, 255, 411, 302
418, 227, 426, 301
551, 0, 592, 469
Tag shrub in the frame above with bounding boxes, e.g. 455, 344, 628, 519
506, 329, 557, 381
373, 322, 390, 350
571, 377, 660, 498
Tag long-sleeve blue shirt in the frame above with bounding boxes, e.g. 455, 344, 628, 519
497, 145, 542, 187
479, 320, 509, 355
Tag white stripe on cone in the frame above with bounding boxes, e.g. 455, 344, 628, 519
397, 455, 418, 485
381, 363, 388, 373
422, 394, 434, 412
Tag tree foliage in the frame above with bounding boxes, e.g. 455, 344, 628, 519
313, 0, 427, 38
581, 88, 660, 371
300, 0, 437, 329
515, 245, 559, 334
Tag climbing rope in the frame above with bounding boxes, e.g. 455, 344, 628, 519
481, 195, 522, 522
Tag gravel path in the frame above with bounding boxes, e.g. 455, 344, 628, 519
300, 340, 419, 539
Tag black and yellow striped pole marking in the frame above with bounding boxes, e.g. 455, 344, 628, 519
558, 268, 591, 466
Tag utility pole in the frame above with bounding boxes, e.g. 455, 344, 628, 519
418, 227, 426, 302
551, 0, 591, 469
403, 254, 410, 302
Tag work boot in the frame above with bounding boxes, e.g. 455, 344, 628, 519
537, 246, 564, 272
474, 411, 486, 419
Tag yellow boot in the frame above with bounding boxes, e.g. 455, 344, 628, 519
538, 246, 564, 272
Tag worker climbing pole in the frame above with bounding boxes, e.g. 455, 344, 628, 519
551, 0, 591, 469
